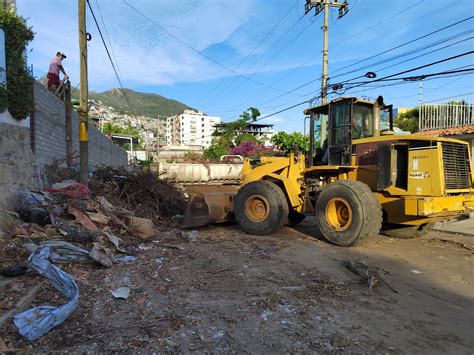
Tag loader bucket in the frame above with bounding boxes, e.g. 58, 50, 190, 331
181, 185, 238, 228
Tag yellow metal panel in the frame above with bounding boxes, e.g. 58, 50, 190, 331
241, 154, 306, 210
355, 165, 377, 190
404, 194, 474, 216
304, 165, 358, 173
404, 198, 418, 216
407, 146, 444, 197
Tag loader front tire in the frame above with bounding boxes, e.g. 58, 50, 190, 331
315, 180, 382, 247
235, 180, 289, 236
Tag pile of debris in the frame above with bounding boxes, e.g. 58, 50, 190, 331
0, 168, 186, 345
90, 167, 186, 225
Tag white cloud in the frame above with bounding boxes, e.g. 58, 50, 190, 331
19, 0, 261, 88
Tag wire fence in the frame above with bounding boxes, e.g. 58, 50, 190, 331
419, 93, 474, 131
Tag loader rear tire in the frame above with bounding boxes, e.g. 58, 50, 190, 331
383, 222, 434, 239
235, 180, 289, 236
315, 180, 382, 247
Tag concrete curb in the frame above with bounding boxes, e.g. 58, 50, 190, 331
433, 215, 474, 236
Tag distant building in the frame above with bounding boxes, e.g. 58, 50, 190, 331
214, 122, 275, 146
166, 110, 221, 148
394, 107, 413, 119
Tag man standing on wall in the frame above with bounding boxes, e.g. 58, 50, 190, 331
47, 51, 69, 91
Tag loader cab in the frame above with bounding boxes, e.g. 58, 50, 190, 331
305, 96, 393, 166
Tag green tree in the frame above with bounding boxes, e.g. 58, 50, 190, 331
102, 122, 143, 149
395, 107, 419, 133
271, 131, 309, 155
203, 145, 228, 161
213, 107, 261, 148
204, 107, 261, 161
235, 133, 258, 146
0, 8, 35, 119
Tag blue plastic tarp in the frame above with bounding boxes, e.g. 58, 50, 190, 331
13, 246, 80, 342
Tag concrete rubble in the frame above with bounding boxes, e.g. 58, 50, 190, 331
0, 166, 186, 347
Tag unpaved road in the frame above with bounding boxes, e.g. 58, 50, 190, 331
2, 220, 473, 353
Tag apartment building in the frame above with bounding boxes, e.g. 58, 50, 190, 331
166, 110, 221, 148
214, 122, 275, 146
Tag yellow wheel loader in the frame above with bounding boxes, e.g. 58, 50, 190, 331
184, 96, 474, 246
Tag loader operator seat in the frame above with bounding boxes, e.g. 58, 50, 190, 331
321, 138, 328, 164
351, 117, 363, 139
314, 138, 329, 165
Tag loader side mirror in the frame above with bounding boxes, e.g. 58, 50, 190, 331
377, 95, 385, 107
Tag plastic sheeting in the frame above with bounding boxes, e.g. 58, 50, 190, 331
24, 241, 91, 264
13, 246, 80, 342
15, 191, 51, 225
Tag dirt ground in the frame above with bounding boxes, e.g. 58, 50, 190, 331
2, 219, 473, 354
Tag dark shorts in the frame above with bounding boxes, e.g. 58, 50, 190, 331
47, 73, 60, 89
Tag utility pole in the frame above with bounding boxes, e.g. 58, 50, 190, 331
305, 0, 349, 104
156, 123, 160, 175
78, 0, 89, 184
418, 79, 423, 106
418, 79, 423, 130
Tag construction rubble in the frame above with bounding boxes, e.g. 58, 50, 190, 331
0, 168, 187, 347
1, 167, 472, 353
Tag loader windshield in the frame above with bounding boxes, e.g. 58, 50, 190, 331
352, 104, 373, 139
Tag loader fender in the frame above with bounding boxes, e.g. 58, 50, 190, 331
241, 154, 305, 211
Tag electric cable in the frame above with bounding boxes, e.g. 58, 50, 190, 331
198, 0, 299, 107
333, 52, 474, 92
94, 0, 124, 82
201, 14, 311, 108
122, 0, 291, 94
329, 16, 473, 76
225, 17, 472, 121
87, 0, 135, 115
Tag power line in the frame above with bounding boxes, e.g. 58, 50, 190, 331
231, 32, 473, 117
180, 68, 473, 143
257, 68, 474, 123
94, 0, 124, 81
388, 74, 470, 100
328, 32, 474, 88
271, 2, 447, 88
86, 0, 135, 114
122, 0, 290, 95
331, 29, 474, 81
330, 0, 424, 50
421, 91, 474, 104
334, 51, 474, 91
223, 65, 473, 129
198, 0, 299, 107
213, 17, 317, 107
219, 2, 446, 118
329, 15, 473, 77
201, 14, 310, 109
239, 37, 472, 115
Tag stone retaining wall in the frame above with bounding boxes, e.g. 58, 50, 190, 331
33, 82, 127, 170
0, 121, 38, 209
0, 82, 128, 208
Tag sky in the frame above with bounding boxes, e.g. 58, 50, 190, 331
17, 0, 474, 133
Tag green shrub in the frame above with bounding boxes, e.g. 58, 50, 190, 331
203, 145, 228, 161
0, 8, 35, 120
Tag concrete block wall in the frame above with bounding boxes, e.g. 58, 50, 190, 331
0, 121, 38, 209
33, 82, 128, 170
